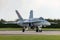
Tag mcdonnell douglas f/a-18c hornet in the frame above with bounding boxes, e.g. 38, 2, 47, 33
4, 10, 51, 32
15, 10, 51, 32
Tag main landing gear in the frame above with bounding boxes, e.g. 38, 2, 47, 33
36, 26, 42, 32
22, 27, 28, 32
22, 26, 42, 32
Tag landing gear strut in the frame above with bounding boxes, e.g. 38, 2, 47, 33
36, 26, 42, 32
39, 29, 42, 32
22, 26, 28, 32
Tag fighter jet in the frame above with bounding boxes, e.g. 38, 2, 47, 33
16, 10, 51, 32
3, 10, 51, 32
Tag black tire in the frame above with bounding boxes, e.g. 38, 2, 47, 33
22, 28, 25, 32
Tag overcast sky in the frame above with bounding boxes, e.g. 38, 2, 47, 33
0, 0, 60, 21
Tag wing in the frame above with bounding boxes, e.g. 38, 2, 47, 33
50, 22, 58, 24
2, 21, 17, 24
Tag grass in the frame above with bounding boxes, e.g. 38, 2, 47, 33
43, 28, 60, 31
0, 35, 60, 40
0, 28, 22, 31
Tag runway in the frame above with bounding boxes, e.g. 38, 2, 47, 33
0, 31, 60, 35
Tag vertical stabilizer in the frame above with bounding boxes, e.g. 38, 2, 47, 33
15, 10, 23, 20
29, 10, 33, 19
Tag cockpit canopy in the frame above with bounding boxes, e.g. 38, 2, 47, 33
39, 17, 44, 20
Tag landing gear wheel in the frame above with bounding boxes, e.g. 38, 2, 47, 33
22, 27, 25, 32
36, 27, 39, 32
22, 28, 25, 32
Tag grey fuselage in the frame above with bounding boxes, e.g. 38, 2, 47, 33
17, 18, 51, 27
